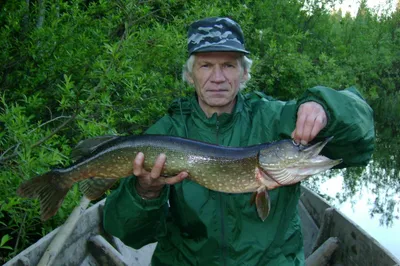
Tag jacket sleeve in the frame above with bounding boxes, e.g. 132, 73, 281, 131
295, 86, 375, 167
103, 116, 175, 249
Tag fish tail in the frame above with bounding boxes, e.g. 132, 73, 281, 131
17, 170, 72, 221
255, 186, 271, 221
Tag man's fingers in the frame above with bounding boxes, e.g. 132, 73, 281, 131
164, 172, 188, 185
301, 114, 317, 144
132, 152, 188, 188
133, 152, 145, 176
293, 110, 306, 143
150, 153, 166, 179
310, 115, 326, 140
293, 102, 327, 144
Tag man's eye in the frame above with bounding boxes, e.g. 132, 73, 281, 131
225, 64, 235, 68
201, 64, 209, 68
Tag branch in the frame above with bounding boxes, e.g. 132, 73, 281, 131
0, 113, 78, 164
0, 143, 20, 160
12, 212, 27, 258
22, 0, 30, 35
37, 113, 79, 150
27, 116, 72, 134
36, 0, 46, 28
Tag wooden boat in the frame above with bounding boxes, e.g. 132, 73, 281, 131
5, 186, 400, 266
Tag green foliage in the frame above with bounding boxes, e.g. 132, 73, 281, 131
0, 235, 13, 250
0, 0, 400, 263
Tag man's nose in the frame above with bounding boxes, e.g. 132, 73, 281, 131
211, 66, 226, 82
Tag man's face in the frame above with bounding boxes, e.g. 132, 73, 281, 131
187, 52, 248, 116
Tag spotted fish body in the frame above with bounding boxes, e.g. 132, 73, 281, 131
17, 135, 341, 221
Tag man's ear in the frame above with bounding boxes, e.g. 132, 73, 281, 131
186, 72, 194, 84
242, 68, 249, 81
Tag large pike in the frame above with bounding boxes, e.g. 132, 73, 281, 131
17, 135, 341, 221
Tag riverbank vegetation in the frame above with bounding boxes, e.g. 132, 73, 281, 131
1, 0, 399, 262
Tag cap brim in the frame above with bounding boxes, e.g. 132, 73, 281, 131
191, 45, 250, 55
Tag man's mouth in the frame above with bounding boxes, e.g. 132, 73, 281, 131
207, 89, 229, 92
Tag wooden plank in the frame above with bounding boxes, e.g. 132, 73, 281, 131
329, 210, 399, 266
300, 185, 400, 266
37, 196, 91, 266
5, 199, 104, 266
306, 237, 340, 266
5, 199, 157, 266
298, 201, 319, 258
300, 186, 330, 227
88, 235, 128, 266
311, 207, 334, 253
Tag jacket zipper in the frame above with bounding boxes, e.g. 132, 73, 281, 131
219, 193, 227, 266
216, 119, 220, 145
216, 118, 227, 265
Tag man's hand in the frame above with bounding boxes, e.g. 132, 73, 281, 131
291, 102, 327, 145
133, 152, 188, 199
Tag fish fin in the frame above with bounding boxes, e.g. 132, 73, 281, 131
79, 178, 117, 200
71, 135, 119, 161
255, 186, 271, 221
17, 170, 71, 221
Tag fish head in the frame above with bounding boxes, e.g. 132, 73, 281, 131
257, 137, 342, 187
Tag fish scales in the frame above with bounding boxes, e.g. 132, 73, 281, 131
67, 136, 260, 181
129, 144, 260, 193
17, 135, 341, 221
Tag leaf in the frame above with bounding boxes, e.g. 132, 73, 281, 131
0, 234, 12, 247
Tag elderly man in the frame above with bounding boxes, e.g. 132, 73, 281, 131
103, 17, 374, 265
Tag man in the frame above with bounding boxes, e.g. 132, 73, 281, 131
103, 17, 374, 265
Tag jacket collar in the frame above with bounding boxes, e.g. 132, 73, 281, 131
189, 92, 246, 130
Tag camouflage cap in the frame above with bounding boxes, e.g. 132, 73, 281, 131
187, 17, 249, 55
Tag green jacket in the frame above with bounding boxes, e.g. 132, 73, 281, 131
103, 86, 374, 266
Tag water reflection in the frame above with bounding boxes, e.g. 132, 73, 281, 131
309, 97, 400, 226
303, 97, 400, 258
304, 171, 400, 259
304, 161, 400, 227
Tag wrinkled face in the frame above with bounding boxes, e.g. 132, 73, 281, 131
187, 52, 248, 116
